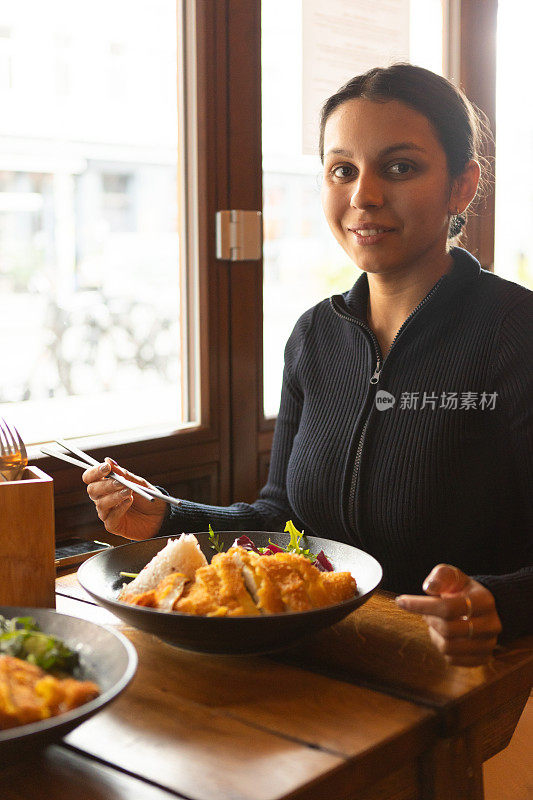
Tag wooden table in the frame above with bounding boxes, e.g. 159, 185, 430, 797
3, 574, 532, 800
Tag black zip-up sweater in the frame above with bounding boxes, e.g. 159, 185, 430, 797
162, 248, 533, 640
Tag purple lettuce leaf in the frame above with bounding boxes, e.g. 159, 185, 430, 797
314, 550, 334, 572
233, 535, 261, 554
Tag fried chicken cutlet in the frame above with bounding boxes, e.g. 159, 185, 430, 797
235, 547, 357, 613
175, 550, 261, 616
122, 544, 357, 616
0, 655, 99, 730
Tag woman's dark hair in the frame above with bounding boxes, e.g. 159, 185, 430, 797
319, 63, 492, 238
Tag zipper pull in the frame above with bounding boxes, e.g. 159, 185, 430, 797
369, 361, 381, 385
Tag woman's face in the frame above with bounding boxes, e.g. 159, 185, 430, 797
321, 98, 458, 277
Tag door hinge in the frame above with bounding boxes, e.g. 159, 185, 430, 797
215, 210, 262, 261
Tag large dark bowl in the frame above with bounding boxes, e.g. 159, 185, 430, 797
78, 532, 382, 655
0, 606, 137, 759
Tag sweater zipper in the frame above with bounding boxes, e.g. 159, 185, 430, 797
331, 274, 446, 533
328, 308, 382, 530
347, 321, 380, 531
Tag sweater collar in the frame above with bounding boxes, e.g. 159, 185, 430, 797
331, 247, 481, 323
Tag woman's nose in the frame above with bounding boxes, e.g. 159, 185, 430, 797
350, 173, 384, 209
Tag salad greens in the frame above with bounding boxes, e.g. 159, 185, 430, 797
0, 616, 79, 673
208, 523, 225, 553
121, 521, 334, 578
283, 520, 316, 559
234, 521, 334, 572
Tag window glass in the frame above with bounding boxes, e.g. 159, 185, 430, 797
0, 0, 190, 444
494, 0, 533, 289
261, 0, 443, 418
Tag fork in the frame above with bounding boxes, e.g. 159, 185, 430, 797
0, 418, 28, 481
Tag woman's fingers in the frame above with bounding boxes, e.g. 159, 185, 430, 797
102, 459, 153, 488
101, 495, 134, 532
81, 457, 167, 539
95, 487, 133, 520
427, 624, 498, 654
395, 591, 475, 620
82, 458, 151, 489
422, 563, 469, 595
397, 564, 498, 620
422, 612, 500, 640
82, 459, 114, 485
83, 458, 154, 512
444, 654, 495, 667
395, 565, 502, 667
82, 459, 137, 531
86, 477, 120, 501
427, 627, 498, 666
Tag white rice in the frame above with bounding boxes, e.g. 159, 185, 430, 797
121, 533, 207, 597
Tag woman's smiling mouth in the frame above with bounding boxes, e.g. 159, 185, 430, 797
348, 225, 395, 244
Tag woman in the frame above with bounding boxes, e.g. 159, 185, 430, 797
83, 64, 532, 665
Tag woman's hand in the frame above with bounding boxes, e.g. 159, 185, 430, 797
395, 564, 502, 666
82, 458, 167, 541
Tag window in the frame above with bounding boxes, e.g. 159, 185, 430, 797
0, 26, 13, 90
0, 1, 502, 541
100, 173, 135, 233
0, 0, 191, 444
494, 0, 533, 289
261, 0, 444, 417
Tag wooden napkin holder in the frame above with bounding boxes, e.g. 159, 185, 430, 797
0, 466, 56, 608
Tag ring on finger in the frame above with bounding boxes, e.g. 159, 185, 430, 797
461, 595, 473, 621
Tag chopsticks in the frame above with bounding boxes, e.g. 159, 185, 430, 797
41, 440, 181, 509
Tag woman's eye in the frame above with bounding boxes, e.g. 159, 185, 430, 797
331, 165, 354, 179
388, 162, 414, 176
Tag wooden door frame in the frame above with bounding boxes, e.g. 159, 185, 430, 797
223, 0, 265, 503
457, 0, 498, 270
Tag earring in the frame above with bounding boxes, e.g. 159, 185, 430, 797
449, 210, 466, 238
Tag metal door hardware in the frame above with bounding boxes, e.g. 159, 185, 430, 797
215, 210, 262, 261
